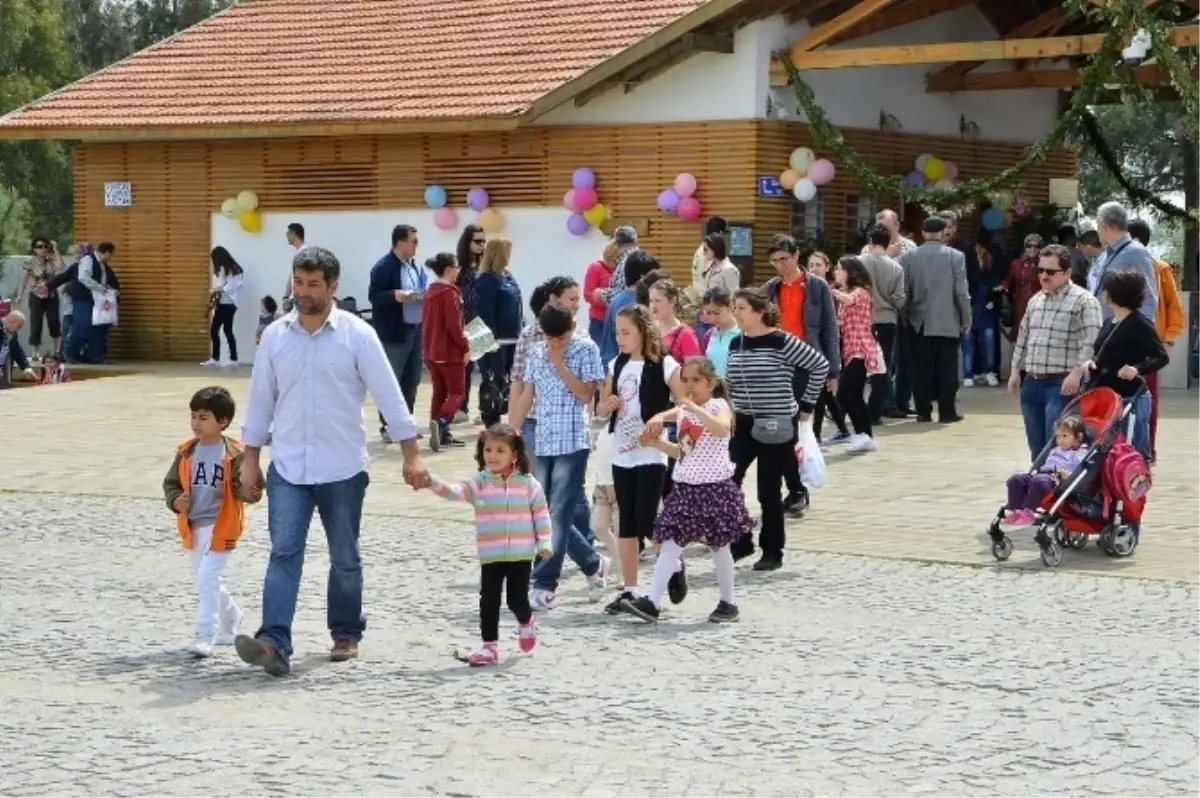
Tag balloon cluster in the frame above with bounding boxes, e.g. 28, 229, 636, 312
564, 168, 609, 236
904, 154, 959, 193
220, 190, 262, 234
424, 184, 504, 233
979, 189, 1028, 231
779, 148, 835, 203
656, 173, 702, 221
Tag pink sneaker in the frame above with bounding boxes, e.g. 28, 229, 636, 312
518, 620, 538, 653
1003, 510, 1022, 525
1018, 509, 1038, 526
466, 642, 499, 667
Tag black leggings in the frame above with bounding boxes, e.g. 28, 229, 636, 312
210, 304, 238, 361
611, 463, 667, 543
479, 560, 533, 643
27, 294, 61, 348
837, 358, 872, 437
730, 415, 797, 561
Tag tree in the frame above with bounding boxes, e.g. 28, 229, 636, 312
0, 185, 33, 257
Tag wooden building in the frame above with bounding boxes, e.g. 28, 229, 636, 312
4, 0, 1186, 362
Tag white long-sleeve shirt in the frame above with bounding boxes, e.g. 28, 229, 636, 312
241, 307, 419, 485
216, 273, 244, 306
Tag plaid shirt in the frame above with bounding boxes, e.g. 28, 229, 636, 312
523, 336, 604, 456
1011, 283, 1102, 377
837, 287, 879, 372
512, 322, 589, 420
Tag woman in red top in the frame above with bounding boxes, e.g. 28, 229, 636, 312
832, 256, 880, 454
422, 252, 471, 451
584, 239, 619, 343
999, 234, 1043, 342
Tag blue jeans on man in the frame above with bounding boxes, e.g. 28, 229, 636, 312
531, 449, 602, 593
67, 299, 93, 362
378, 331, 423, 433
893, 324, 913, 413
1019, 375, 1068, 460
1125, 390, 1152, 461
256, 464, 369, 662
522, 417, 594, 544
962, 324, 998, 379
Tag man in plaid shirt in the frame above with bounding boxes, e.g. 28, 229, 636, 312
1007, 244, 1102, 459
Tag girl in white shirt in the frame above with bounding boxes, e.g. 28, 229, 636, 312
205, 247, 245, 368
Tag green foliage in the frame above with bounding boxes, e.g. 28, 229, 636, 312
0, 184, 33, 257
1077, 103, 1193, 214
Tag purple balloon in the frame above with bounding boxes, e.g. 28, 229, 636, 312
905, 170, 925, 188
467, 187, 490, 212
572, 168, 596, 190
567, 213, 591, 236
657, 188, 681, 213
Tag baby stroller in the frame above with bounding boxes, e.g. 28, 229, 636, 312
987, 381, 1152, 568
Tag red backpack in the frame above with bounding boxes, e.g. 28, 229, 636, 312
1103, 439, 1152, 507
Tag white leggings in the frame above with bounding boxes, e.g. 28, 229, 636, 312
648, 540, 735, 608
190, 523, 239, 638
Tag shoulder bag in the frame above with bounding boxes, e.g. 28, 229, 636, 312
736, 334, 796, 445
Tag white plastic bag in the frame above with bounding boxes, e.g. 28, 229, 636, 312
795, 418, 827, 488
92, 289, 118, 326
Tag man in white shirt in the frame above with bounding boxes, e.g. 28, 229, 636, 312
281, 222, 307, 311
235, 246, 429, 677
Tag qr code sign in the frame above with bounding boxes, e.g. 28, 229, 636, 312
104, 181, 132, 208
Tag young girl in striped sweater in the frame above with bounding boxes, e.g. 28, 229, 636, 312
429, 424, 553, 666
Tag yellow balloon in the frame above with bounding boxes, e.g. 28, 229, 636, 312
236, 190, 259, 212
220, 198, 239, 219
922, 157, 946, 182
239, 210, 262, 233
583, 203, 609, 227
479, 208, 505, 233
779, 169, 801, 190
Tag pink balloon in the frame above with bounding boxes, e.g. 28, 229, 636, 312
563, 189, 581, 214
674, 173, 697, 198
574, 186, 598, 211
944, 161, 959, 181
677, 197, 702, 222
433, 207, 457, 231
807, 158, 835, 186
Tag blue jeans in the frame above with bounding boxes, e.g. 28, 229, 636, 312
67, 299, 93, 362
961, 325, 997, 379
378, 332, 423, 431
256, 464, 369, 661
1125, 391, 1151, 461
531, 449, 600, 592
588, 318, 606, 344
522, 417, 593, 543
1019, 376, 1068, 461
461, 359, 474, 413
894, 324, 913, 411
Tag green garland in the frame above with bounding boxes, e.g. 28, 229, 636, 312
1079, 109, 1194, 221
775, 0, 1194, 212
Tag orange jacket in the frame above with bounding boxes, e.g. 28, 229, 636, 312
162, 436, 259, 552
1154, 259, 1185, 344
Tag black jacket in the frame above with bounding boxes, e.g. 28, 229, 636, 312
46, 257, 120, 303
1, 326, 30, 388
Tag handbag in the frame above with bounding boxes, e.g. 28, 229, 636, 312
736, 335, 796, 445
92, 289, 118, 326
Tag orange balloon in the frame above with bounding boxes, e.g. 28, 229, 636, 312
780, 170, 801, 190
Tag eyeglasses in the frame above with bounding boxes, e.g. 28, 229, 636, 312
1036, 268, 1063, 275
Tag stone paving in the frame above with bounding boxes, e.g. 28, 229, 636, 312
1, 366, 1197, 796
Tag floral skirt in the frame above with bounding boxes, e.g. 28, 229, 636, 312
652, 479, 752, 549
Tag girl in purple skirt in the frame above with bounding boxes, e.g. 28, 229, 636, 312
622, 358, 751, 623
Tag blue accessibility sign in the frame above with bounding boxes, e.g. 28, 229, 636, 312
758, 176, 786, 197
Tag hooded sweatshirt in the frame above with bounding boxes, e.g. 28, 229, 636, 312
422, 280, 469, 364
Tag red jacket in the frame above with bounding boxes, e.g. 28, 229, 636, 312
422, 281, 469, 364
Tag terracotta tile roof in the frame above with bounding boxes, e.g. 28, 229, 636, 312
0, 0, 716, 133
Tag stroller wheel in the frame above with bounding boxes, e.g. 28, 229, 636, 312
1066, 531, 1089, 550
1051, 522, 1068, 547
1040, 540, 1064, 568
1108, 526, 1138, 558
992, 536, 1013, 561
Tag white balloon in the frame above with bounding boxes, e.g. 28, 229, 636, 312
933, 179, 956, 191
793, 178, 818, 203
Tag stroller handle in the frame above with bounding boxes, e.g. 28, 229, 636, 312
1081, 369, 1149, 401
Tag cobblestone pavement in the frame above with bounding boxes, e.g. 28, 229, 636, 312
1, 368, 1197, 795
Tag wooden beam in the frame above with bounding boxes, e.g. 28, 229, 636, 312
574, 31, 735, 106
927, 63, 1189, 91
786, 0, 852, 25
790, 0, 902, 51
683, 32, 736, 53
772, 25, 1198, 72
929, 7, 1066, 83
825, 0, 975, 46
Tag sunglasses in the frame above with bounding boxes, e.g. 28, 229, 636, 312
1036, 268, 1063, 275
472, 239, 486, 245
33, 244, 47, 250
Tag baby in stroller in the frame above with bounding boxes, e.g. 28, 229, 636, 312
1003, 416, 1088, 527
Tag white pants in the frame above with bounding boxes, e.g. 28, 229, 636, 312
190, 523, 239, 638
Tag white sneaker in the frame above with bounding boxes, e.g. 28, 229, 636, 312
200, 359, 219, 367
846, 434, 878, 454
587, 556, 610, 602
189, 636, 215, 658
219, 359, 237, 368
453, 410, 470, 424
962, 378, 975, 388
215, 606, 244, 646
985, 373, 999, 387
530, 588, 557, 611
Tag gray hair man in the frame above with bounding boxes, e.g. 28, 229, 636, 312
862, 209, 916, 259
1090, 201, 1158, 320
1, 310, 37, 387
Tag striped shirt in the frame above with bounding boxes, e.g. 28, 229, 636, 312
429, 471, 553, 564
1011, 283, 1103, 377
726, 329, 829, 416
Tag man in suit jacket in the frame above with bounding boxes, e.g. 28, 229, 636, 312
898, 216, 971, 423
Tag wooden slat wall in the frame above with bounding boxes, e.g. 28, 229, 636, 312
75, 118, 1073, 361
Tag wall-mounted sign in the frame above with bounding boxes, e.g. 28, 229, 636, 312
1048, 178, 1079, 209
104, 181, 132, 208
599, 217, 650, 237
757, 176, 786, 198
728, 225, 753, 258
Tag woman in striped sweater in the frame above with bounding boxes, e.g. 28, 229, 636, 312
726, 287, 829, 572
429, 424, 552, 667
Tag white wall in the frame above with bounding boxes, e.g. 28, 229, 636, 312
762, 7, 1060, 142
210, 208, 608, 365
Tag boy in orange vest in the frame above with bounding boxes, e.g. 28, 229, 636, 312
163, 386, 262, 657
